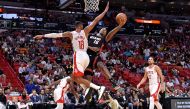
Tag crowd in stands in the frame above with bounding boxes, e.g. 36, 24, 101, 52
0, 22, 190, 109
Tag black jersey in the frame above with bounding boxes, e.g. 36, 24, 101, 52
86, 33, 106, 70
88, 33, 106, 49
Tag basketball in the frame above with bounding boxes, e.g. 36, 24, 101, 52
116, 13, 127, 25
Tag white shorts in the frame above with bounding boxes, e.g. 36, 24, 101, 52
73, 51, 90, 77
149, 83, 160, 101
54, 87, 64, 103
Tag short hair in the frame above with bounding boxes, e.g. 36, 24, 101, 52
75, 21, 83, 27
148, 56, 155, 61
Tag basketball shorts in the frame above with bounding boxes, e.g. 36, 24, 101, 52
73, 51, 90, 77
54, 87, 65, 103
149, 83, 161, 101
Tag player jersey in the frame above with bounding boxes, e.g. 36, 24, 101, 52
145, 65, 160, 85
71, 30, 88, 52
88, 33, 106, 48
57, 76, 70, 90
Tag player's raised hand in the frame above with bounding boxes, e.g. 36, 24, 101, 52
104, 2, 109, 13
118, 17, 127, 26
33, 35, 44, 40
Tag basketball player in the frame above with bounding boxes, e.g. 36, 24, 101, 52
86, 19, 126, 82
137, 57, 164, 109
84, 18, 126, 100
49, 76, 77, 109
34, 2, 110, 100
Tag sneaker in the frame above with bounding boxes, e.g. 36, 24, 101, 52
84, 88, 93, 102
98, 86, 105, 100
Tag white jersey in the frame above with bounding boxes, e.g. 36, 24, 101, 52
145, 65, 160, 85
54, 76, 70, 103
57, 76, 70, 90
71, 30, 88, 52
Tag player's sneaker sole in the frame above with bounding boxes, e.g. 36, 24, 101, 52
84, 87, 93, 102
98, 86, 105, 100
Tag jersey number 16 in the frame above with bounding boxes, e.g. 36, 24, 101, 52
78, 40, 84, 49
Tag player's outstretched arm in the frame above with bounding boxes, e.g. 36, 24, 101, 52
84, 2, 109, 36
105, 18, 127, 42
137, 70, 148, 89
34, 32, 72, 40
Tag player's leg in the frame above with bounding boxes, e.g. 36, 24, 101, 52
73, 51, 105, 100
83, 54, 98, 101
55, 103, 64, 109
154, 88, 162, 109
85, 68, 94, 81
54, 88, 64, 109
72, 74, 105, 100
84, 69, 94, 101
72, 63, 105, 100
72, 56, 98, 90
97, 61, 116, 85
154, 101, 162, 109
149, 96, 154, 109
97, 61, 111, 79
149, 83, 162, 109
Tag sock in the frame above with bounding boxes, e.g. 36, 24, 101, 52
149, 97, 154, 109
90, 83, 100, 90
55, 103, 63, 109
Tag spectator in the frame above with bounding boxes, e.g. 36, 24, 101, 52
18, 63, 26, 76
44, 87, 53, 102
0, 87, 6, 108
25, 62, 36, 74
171, 68, 179, 77
30, 90, 40, 103
117, 76, 125, 86
138, 88, 148, 109
39, 89, 48, 103
17, 90, 30, 109
143, 48, 150, 60
128, 95, 134, 109
166, 78, 174, 88
0, 69, 6, 83
132, 91, 140, 109
64, 92, 75, 109
18, 90, 30, 103
25, 80, 36, 94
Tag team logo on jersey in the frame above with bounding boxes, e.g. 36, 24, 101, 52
75, 36, 85, 40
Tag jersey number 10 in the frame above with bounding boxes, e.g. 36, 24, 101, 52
78, 40, 84, 49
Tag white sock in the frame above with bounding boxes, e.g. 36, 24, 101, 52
90, 83, 100, 90
155, 101, 163, 109
149, 97, 154, 109
55, 103, 63, 109
80, 84, 87, 90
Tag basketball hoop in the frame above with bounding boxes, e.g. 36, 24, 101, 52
84, 0, 99, 12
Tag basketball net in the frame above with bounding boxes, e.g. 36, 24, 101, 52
84, 0, 99, 12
